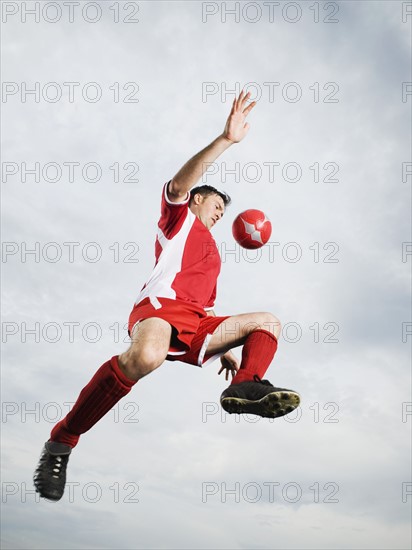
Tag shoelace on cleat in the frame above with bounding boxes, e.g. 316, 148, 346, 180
253, 375, 273, 386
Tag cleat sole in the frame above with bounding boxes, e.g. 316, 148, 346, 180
221, 390, 300, 419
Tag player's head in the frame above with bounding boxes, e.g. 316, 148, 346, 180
189, 185, 231, 230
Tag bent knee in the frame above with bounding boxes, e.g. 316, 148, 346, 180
119, 346, 167, 380
257, 312, 282, 338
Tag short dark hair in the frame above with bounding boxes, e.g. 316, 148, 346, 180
189, 185, 231, 207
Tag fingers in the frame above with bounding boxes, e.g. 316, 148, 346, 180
234, 90, 246, 111
218, 354, 239, 380
234, 90, 244, 111
234, 90, 256, 115
240, 90, 249, 109
218, 364, 230, 380
243, 100, 256, 116
230, 364, 238, 379
229, 97, 236, 116
218, 367, 237, 380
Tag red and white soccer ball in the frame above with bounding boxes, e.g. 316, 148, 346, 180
232, 209, 272, 249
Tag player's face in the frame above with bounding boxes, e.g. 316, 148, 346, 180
191, 193, 225, 230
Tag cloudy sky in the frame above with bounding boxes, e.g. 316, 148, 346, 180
1, 1, 411, 549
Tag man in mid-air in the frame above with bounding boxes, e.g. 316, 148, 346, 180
34, 90, 300, 501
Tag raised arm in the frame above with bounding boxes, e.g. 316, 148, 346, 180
168, 90, 256, 202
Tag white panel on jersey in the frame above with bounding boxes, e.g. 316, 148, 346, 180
135, 209, 197, 304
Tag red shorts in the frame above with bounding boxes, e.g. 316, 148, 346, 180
127, 297, 229, 367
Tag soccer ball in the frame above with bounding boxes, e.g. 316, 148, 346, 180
232, 209, 272, 249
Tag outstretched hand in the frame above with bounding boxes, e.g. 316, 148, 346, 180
218, 351, 240, 381
222, 90, 257, 144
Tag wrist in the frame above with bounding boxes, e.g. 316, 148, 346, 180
219, 133, 235, 146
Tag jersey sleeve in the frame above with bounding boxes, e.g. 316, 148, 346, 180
159, 181, 190, 239
204, 282, 217, 310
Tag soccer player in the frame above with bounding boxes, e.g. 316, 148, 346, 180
34, 91, 300, 501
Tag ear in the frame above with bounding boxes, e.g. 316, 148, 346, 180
193, 193, 203, 205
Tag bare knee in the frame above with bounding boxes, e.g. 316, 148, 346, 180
249, 312, 282, 340
119, 346, 167, 381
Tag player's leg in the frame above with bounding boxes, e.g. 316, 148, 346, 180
34, 317, 172, 501
50, 317, 172, 446
206, 312, 281, 382
118, 317, 172, 380
206, 312, 300, 418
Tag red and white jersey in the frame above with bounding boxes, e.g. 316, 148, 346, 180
135, 181, 221, 310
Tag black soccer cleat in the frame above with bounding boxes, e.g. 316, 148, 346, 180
220, 375, 300, 418
33, 441, 72, 501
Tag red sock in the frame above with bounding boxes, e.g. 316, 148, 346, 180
231, 329, 278, 385
50, 356, 136, 448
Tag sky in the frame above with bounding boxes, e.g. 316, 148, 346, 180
1, 1, 411, 549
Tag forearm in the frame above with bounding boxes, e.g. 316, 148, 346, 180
169, 91, 255, 199
170, 135, 232, 197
